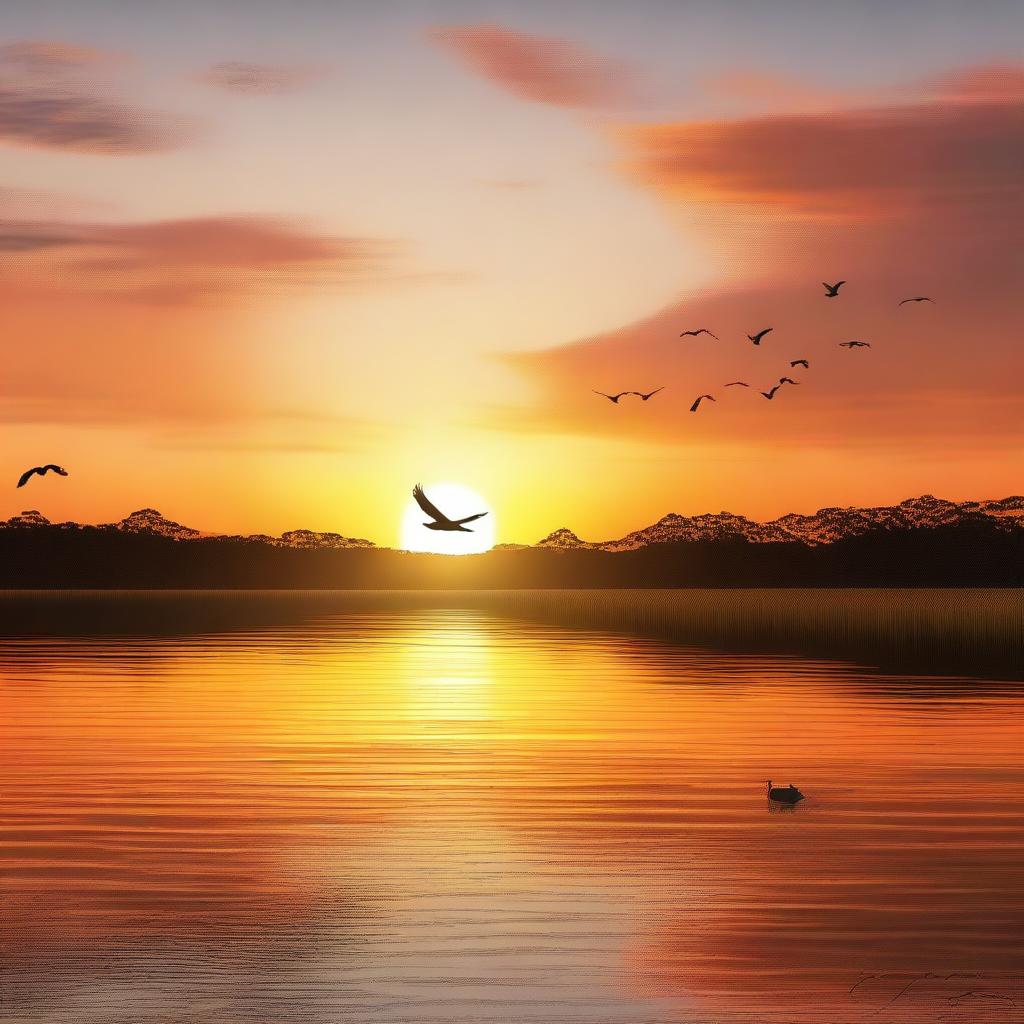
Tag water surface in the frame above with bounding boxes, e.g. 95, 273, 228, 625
2, 597, 1022, 1023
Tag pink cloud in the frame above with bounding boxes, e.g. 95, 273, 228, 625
699, 69, 857, 113
430, 23, 634, 109
0, 40, 124, 73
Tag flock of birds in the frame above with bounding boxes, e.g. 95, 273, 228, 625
592, 280, 935, 808
593, 282, 934, 413
13, 283, 936, 490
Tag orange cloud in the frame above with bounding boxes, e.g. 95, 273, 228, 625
622, 70, 1024, 219
430, 23, 633, 109
0, 214, 390, 303
0, 204, 401, 441
489, 63, 1024, 464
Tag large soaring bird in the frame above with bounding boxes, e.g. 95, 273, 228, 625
822, 280, 846, 297
679, 328, 718, 339
690, 394, 715, 412
412, 484, 488, 533
790, 359, 809, 369
593, 391, 632, 403
748, 327, 773, 345
17, 464, 68, 488
898, 296, 934, 305
839, 341, 871, 349
631, 388, 664, 401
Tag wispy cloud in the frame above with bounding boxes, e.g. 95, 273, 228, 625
0, 40, 124, 73
698, 69, 861, 114
622, 66, 1024, 218
430, 24, 634, 109
0, 213, 392, 303
199, 60, 323, 95
0, 84, 181, 154
0, 38, 182, 154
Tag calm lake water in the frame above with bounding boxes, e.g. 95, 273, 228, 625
2, 594, 1023, 1023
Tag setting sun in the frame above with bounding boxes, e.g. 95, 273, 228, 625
400, 483, 495, 554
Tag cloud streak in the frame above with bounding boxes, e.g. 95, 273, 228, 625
430, 24, 634, 109
0, 213, 392, 302
0, 38, 181, 154
200, 61, 322, 95
0, 40, 123, 73
622, 67, 1024, 217
0, 83, 180, 154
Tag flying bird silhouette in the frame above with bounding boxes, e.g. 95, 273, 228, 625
778, 376, 800, 386
839, 341, 871, 349
593, 390, 632, 403
412, 484, 487, 533
761, 385, 781, 400
679, 328, 719, 339
17, 464, 68, 488
899, 296, 934, 305
630, 388, 664, 401
690, 394, 715, 412
822, 280, 846, 297
790, 359, 809, 369
724, 381, 750, 387
748, 327, 773, 345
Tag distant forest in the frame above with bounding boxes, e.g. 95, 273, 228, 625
1, 520, 1022, 588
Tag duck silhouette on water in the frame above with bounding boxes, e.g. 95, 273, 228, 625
765, 780, 805, 804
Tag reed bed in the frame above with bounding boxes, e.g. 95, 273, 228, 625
0, 588, 1020, 678
470, 588, 1024, 679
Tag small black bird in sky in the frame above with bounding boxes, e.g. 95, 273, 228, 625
778, 376, 799, 386
630, 388, 664, 401
761, 385, 781, 400
412, 484, 487, 533
748, 327, 773, 345
839, 341, 871, 349
724, 381, 750, 387
899, 296, 934, 305
593, 390, 632, 403
822, 280, 846, 297
790, 359, 809, 369
679, 328, 719, 339
17, 464, 68, 488
690, 394, 715, 412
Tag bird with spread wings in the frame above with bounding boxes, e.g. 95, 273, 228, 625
17, 464, 68, 488
412, 484, 488, 533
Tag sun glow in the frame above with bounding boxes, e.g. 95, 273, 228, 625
400, 482, 496, 554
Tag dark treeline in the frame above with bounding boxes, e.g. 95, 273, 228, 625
0, 520, 1022, 588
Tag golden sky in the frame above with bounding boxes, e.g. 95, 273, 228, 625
1, 2, 1022, 545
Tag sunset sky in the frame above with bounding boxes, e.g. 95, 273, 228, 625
1, 0, 1022, 546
